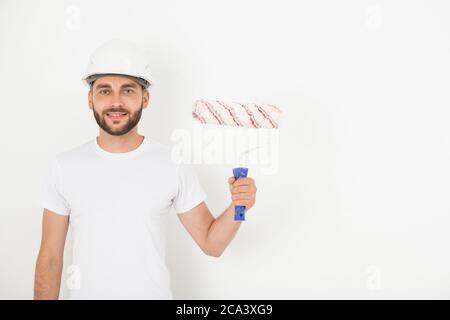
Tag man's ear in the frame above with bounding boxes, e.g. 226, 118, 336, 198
142, 89, 150, 109
88, 90, 93, 110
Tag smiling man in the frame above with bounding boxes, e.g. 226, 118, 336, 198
34, 39, 257, 300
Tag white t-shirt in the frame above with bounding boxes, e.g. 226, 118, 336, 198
40, 136, 206, 299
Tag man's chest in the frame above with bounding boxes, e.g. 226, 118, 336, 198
63, 163, 178, 220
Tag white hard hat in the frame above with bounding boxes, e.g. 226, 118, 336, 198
82, 39, 154, 89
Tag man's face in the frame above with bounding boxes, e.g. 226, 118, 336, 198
88, 75, 149, 136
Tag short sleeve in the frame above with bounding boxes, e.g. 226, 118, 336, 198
172, 163, 207, 214
40, 158, 71, 216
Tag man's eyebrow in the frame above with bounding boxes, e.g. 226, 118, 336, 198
94, 84, 112, 90
121, 82, 139, 89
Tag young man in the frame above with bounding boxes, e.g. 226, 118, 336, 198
34, 39, 257, 300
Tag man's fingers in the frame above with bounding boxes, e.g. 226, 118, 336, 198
232, 177, 255, 186
231, 193, 254, 201
227, 176, 257, 211
228, 177, 255, 187
232, 185, 257, 194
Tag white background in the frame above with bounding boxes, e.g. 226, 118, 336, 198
0, 0, 449, 299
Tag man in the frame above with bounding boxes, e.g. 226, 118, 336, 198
34, 39, 257, 299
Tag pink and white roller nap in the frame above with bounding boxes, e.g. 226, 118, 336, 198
192, 99, 282, 129
192, 99, 282, 221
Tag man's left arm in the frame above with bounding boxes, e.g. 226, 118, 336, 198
177, 177, 257, 257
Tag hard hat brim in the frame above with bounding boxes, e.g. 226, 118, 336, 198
82, 73, 153, 89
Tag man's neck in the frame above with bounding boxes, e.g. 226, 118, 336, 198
96, 129, 144, 153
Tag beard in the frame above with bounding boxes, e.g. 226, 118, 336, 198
92, 103, 143, 136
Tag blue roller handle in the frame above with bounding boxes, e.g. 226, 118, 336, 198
233, 167, 248, 221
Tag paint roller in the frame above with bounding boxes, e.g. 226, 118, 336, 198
192, 99, 282, 221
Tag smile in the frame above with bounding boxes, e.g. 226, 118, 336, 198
106, 112, 128, 120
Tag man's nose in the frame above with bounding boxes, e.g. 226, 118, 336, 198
109, 91, 124, 107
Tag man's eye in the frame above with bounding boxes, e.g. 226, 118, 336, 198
124, 89, 135, 94
99, 90, 110, 95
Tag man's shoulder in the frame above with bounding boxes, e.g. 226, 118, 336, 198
146, 138, 172, 154
53, 139, 94, 165
145, 138, 177, 166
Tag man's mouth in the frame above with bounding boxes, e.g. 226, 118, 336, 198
106, 112, 128, 120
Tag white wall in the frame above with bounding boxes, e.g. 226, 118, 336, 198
1, 0, 449, 299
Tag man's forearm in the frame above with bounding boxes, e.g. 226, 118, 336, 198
34, 254, 63, 300
206, 203, 242, 257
